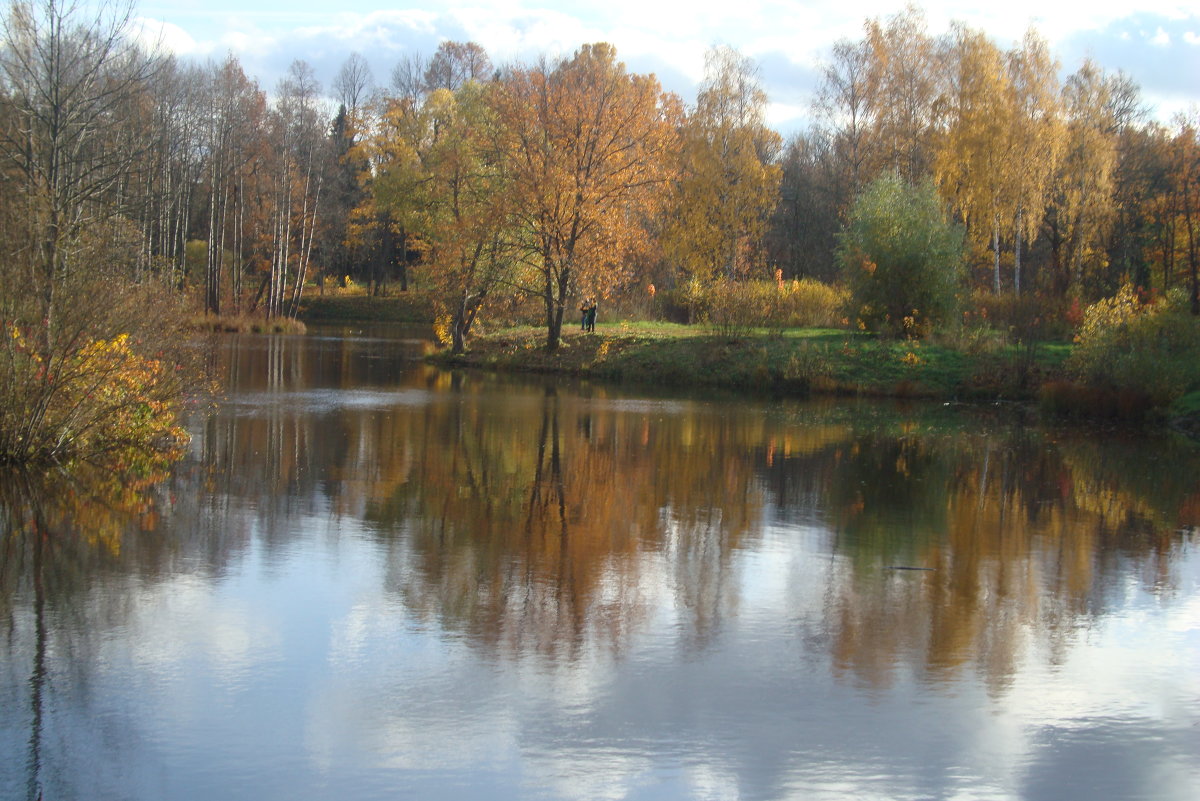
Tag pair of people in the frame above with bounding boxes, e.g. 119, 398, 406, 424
579, 299, 597, 333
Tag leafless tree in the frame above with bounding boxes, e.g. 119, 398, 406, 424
391, 52, 426, 101
0, 0, 162, 342
423, 41, 492, 92
333, 52, 373, 113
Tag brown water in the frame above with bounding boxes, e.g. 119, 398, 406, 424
2, 326, 1199, 801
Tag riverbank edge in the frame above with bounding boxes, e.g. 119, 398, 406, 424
426, 326, 1058, 402
423, 326, 1200, 436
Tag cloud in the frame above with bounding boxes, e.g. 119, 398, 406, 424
132, 17, 206, 56
133, 3, 1199, 125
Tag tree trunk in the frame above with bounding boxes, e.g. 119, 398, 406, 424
1184, 176, 1199, 315
1013, 207, 1023, 297
398, 229, 409, 292
992, 212, 1001, 294
543, 273, 560, 353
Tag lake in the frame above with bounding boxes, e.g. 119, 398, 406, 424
2, 326, 1198, 801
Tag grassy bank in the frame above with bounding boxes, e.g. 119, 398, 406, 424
188, 313, 308, 334
428, 321, 1070, 402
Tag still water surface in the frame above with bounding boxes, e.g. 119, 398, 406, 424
3, 326, 1199, 800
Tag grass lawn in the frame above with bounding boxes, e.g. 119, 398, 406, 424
432, 321, 1068, 402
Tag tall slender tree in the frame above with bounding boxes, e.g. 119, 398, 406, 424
663, 45, 781, 282
1005, 30, 1062, 295
865, 4, 940, 183
934, 24, 1014, 293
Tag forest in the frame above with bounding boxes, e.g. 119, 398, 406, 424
1, 0, 1199, 463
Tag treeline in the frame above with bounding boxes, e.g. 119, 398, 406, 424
2, 0, 1199, 357
778, 5, 1200, 305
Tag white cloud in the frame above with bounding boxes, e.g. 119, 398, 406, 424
132, 16, 205, 56
121, 2, 1200, 125
220, 30, 262, 55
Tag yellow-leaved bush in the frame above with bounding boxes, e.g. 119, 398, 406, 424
702, 278, 849, 338
1, 324, 189, 464
1066, 285, 1200, 408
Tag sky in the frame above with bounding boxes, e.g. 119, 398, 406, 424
126, 0, 1200, 134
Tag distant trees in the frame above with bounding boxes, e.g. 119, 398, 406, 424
200, 55, 265, 316
2, 0, 1199, 365
781, 3, 1196, 314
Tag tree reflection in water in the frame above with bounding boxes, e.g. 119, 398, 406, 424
2, 345, 1198, 799
1, 456, 181, 801
230, 374, 1194, 684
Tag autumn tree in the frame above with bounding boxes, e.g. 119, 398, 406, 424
663, 45, 781, 282
354, 88, 429, 294
200, 55, 267, 315
133, 57, 209, 285
396, 80, 512, 353
321, 54, 375, 292
934, 24, 1015, 293
266, 60, 330, 319
815, 37, 877, 208
865, 4, 940, 183
0, 0, 196, 464
1045, 62, 1141, 297
490, 43, 679, 351
1004, 30, 1062, 295
1165, 117, 1200, 313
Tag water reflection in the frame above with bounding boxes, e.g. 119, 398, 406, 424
1, 329, 1198, 800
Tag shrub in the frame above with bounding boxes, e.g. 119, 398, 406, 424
704, 279, 755, 339
767, 278, 849, 331
1, 325, 188, 463
0, 273, 197, 466
837, 174, 965, 338
1066, 285, 1200, 409
968, 290, 1074, 343
692, 278, 848, 338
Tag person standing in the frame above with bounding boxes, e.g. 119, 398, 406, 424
584, 299, 597, 333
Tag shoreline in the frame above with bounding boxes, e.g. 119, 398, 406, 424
286, 293, 1200, 432
425, 324, 1063, 405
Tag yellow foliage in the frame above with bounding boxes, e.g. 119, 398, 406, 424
1073, 282, 1141, 345
433, 311, 455, 347
2, 324, 189, 463
697, 278, 848, 337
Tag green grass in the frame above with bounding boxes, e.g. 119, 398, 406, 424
1169, 390, 1200, 418
429, 324, 1071, 402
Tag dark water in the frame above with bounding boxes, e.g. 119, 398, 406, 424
2, 326, 1199, 801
